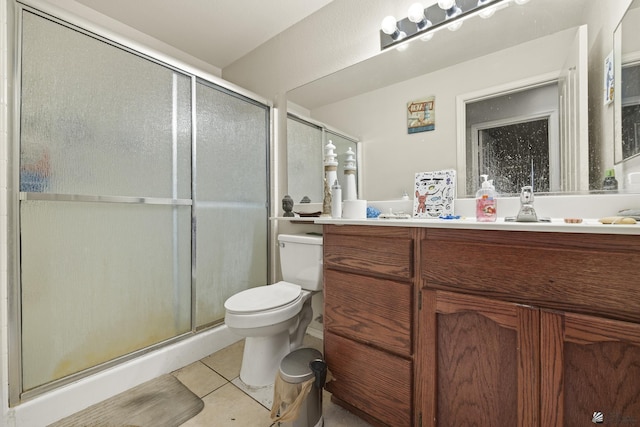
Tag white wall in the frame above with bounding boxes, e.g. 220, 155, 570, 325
223, 0, 427, 102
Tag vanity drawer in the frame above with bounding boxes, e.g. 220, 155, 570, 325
324, 269, 412, 357
323, 225, 414, 280
325, 331, 413, 427
421, 229, 640, 323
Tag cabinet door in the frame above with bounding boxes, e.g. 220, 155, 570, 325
417, 290, 539, 427
325, 331, 413, 427
541, 310, 640, 427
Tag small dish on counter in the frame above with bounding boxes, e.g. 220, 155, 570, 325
598, 216, 637, 224
294, 211, 322, 218
563, 218, 583, 224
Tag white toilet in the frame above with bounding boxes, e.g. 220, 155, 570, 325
224, 233, 323, 387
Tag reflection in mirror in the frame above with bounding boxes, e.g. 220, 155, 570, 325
615, 0, 640, 163
464, 83, 559, 196
457, 23, 588, 197
286, 114, 358, 204
287, 0, 622, 200
287, 115, 323, 203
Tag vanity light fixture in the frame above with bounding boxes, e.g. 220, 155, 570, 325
380, 15, 406, 41
438, 0, 462, 20
379, 0, 513, 50
408, 3, 434, 41
439, 0, 463, 31
408, 3, 432, 30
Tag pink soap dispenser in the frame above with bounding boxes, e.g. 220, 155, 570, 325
475, 175, 497, 222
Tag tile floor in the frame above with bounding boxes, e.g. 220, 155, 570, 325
172, 335, 373, 426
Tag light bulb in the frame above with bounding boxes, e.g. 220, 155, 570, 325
408, 3, 426, 23
438, 0, 456, 10
381, 15, 398, 35
381, 15, 406, 41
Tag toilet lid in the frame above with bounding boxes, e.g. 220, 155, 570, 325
224, 281, 302, 313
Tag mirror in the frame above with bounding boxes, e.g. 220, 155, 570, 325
614, 0, 640, 163
288, 0, 633, 200
286, 114, 359, 204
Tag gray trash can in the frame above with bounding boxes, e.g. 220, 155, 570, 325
278, 347, 326, 427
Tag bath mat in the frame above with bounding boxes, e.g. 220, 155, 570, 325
49, 374, 204, 427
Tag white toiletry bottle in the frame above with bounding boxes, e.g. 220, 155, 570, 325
331, 180, 342, 218
476, 175, 497, 222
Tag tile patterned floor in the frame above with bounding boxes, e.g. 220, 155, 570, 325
173, 335, 373, 426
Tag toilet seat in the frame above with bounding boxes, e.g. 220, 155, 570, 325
224, 282, 309, 330
224, 281, 302, 314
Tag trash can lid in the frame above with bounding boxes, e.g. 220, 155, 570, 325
279, 348, 323, 383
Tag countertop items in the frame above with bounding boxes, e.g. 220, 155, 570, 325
599, 216, 637, 224
563, 218, 583, 223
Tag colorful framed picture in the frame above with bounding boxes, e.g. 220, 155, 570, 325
407, 96, 435, 134
413, 169, 455, 218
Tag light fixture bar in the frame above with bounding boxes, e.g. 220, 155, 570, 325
380, 0, 506, 50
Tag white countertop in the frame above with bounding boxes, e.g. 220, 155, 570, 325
314, 216, 640, 235
282, 193, 640, 235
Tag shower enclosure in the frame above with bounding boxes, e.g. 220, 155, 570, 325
13, 6, 269, 405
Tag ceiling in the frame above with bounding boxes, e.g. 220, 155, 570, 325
64, 0, 334, 70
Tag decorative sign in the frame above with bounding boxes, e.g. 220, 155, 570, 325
407, 96, 435, 134
413, 169, 455, 218
604, 51, 614, 105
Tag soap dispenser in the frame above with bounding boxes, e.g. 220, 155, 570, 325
476, 174, 497, 222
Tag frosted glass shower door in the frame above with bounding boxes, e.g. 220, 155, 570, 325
287, 116, 323, 203
195, 81, 269, 328
19, 11, 192, 392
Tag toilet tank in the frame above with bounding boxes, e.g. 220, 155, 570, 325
278, 233, 323, 291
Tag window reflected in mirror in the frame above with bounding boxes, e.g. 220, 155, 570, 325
478, 119, 550, 195
621, 63, 640, 160
465, 83, 559, 197
615, 0, 640, 164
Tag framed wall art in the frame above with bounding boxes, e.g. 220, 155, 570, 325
407, 96, 435, 134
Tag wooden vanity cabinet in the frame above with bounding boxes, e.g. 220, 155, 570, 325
322, 225, 418, 427
418, 290, 540, 427
540, 310, 640, 426
418, 228, 640, 427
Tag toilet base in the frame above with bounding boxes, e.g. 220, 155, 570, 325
240, 330, 291, 387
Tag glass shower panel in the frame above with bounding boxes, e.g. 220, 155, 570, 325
18, 10, 193, 392
195, 81, 269, 328
20, 201, 191, 391
20, 11, 192, 198
287, 116, 323, 203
